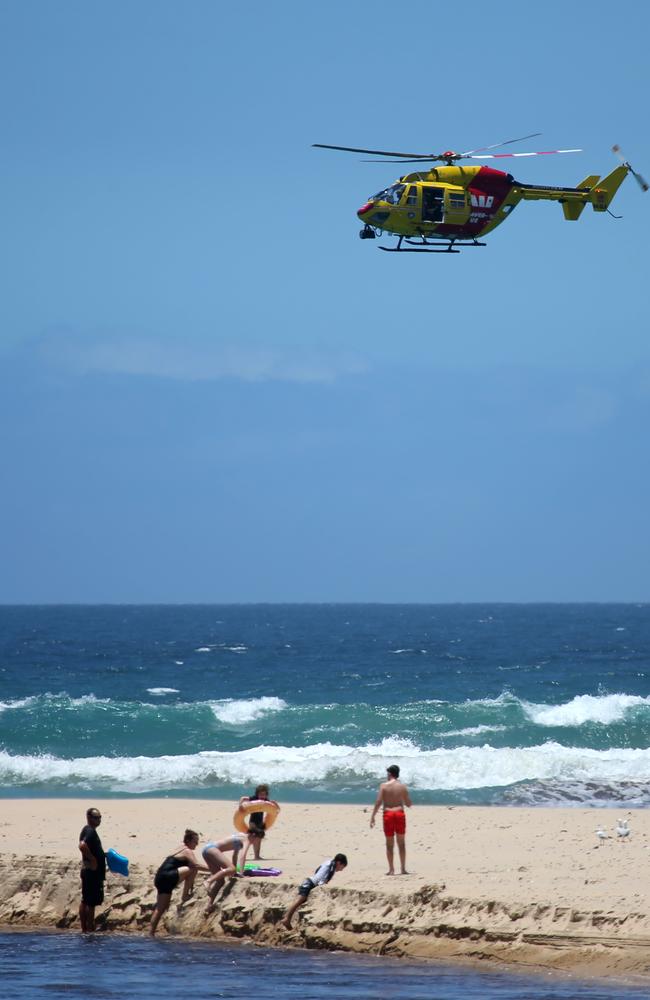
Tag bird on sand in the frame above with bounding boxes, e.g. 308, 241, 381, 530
595, 827, 610, 845
616, 818, 631, 841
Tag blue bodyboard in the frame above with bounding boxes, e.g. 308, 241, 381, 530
106, 848, 129, 876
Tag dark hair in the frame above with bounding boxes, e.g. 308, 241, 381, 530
183, 828, 199, 844
248, 825, 266, 839
254, 784, 269, 797
334, 853, 348, 866
387, 764, 400, 778
87, 807, 101, 819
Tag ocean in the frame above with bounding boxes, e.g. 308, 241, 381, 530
1, 604, 649, 805
2, 603, 649, 998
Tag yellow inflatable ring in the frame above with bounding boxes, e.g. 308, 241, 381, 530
233, 800, 279, 834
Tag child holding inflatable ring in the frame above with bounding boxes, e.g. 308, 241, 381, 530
236, 784, 280, 860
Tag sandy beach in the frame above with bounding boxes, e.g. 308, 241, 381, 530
1, 799, 649, 982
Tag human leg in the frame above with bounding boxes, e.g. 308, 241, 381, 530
79, 901, 95, 933
283, 879, 313, 928
396, 834, 408, 874
150, 892, 171, 935
384, 834, 396, 875
80, 869, 104, 931
204, 849, 235, 911
179, 867, 196, 902
283, 894, 307, 928
203, 847, 232, 884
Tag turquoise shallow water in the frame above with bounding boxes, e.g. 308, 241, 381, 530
2, 932, 648, 1000
1, 604, 649, 804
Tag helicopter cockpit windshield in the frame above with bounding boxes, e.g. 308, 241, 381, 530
370, 183, 405, 205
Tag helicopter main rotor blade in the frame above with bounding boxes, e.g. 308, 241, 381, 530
360, 148, 582, 164
313, 143, 439, 158
468, 148, 582, 159
459, 132, 542, 156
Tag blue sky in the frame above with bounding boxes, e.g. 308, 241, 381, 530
2, 1, 649, 602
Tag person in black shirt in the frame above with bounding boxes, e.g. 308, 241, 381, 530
78, 806, 106, 932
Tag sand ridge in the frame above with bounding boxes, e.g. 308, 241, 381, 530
0, 799, 649, 980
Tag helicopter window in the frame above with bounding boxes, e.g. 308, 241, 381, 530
406, 186, 418, 205
371, 183, 405, 205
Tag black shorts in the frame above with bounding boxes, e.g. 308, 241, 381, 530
297, 878, 315, 899
81, 869, 105, 907
154, 870, 179, 895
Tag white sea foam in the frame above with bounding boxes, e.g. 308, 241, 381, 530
209, 696, 287, 725
147, 688, 180, 696
0, 694, 108, 711
0, 696, 36, 712
522, 693, 650, 727
69, 694, 110, 706
463, 692, 517, 708
442, 725, 507, 737
2, 738, 650, 794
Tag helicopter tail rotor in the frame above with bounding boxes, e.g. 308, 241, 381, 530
612, 144, 649, 192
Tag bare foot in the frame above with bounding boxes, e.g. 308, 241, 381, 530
386, 870, 395, 876
399, 870, 409, 875
282, 919, 292, 929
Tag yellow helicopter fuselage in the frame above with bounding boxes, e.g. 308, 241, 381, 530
357, 163, 629, 242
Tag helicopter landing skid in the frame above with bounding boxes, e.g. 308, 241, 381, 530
379, 238, 486, 253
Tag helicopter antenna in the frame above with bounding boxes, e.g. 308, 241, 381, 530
612, 144, 649, 192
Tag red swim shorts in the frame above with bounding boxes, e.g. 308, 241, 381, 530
383, 809, 406, 837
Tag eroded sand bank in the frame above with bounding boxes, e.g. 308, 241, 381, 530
0, 800, 648, 980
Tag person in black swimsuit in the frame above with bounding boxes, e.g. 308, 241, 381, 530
78, 806, 106, 933
238, 784, 280, 860
150, 829, 209, 935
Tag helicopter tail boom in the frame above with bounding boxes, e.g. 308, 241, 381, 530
516, 164, 631, 219
562, 175, 599, 220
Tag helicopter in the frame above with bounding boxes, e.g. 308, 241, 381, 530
313, 134, 647, 253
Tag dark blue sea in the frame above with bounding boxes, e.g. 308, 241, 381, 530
1, 604, 650, 805
2, 604, 650, 998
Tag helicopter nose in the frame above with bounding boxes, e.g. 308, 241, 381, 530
357, 202, 373, 217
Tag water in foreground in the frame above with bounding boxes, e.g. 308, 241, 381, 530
1, 932, 648, 1000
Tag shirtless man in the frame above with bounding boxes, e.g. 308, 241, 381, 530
369, 764, 412, 875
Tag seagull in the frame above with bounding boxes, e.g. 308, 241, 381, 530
616, 818, 631, 842
595, 827, 610, 845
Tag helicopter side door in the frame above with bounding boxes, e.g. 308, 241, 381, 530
443, 188, 471, 225
422, 186, 444, 223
